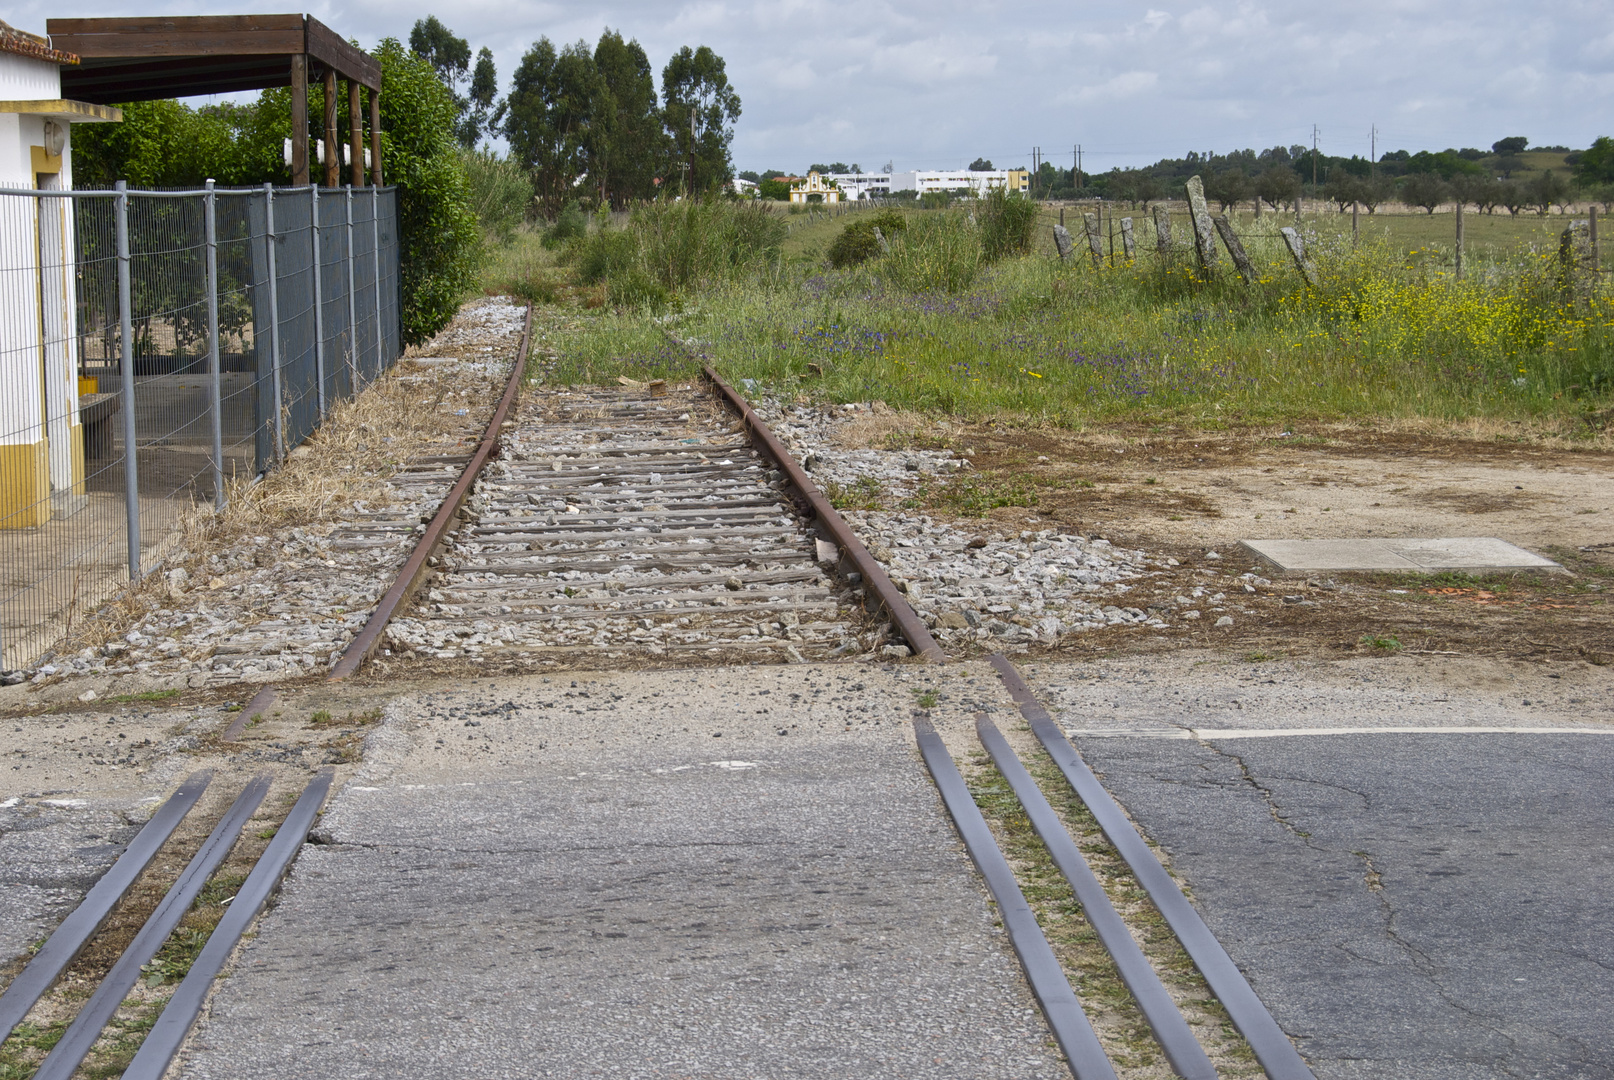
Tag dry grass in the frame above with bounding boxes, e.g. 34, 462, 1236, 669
52, 304, 521, 660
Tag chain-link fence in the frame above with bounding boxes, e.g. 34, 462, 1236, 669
0, 182, 400, 671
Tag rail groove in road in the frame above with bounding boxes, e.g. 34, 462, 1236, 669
0, 770, 333, 1080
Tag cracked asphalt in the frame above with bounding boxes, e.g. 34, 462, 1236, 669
1025, 653, 1614, 1080
169, 664, 1070, 1080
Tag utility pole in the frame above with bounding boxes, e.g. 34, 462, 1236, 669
1370, 125, 1377, 180
1311, 124, 1319, 191
1075, 144, 1082, 190
687, 111, 697, 196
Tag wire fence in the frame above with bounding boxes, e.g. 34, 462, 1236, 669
0, 182, 400, 671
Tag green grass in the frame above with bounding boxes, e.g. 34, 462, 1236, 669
486, 197, 1614, 435
106, 689, 182, 704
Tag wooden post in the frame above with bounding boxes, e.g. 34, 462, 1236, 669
1280, 226, 1318, 287
1152, 204, 1172, 257
323, 67, 339, 187
369, 88, 383, 187
1184, 175, 1219, 273
1120, 216, 1135, 263
1052, 224, 1074, 261
1212, 215, 1254, 283
1352, 201, 1359, 248
1081, 212, 1104, 268
1454, 202, 1465, 280
348, 80, 363, 186
290, 54, 309, 185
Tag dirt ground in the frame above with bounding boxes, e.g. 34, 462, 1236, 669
850, 417, 1613, 665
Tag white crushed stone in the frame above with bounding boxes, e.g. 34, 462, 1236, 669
751, 397, 1180, 648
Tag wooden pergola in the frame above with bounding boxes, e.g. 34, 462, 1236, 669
46, 14, 383, 186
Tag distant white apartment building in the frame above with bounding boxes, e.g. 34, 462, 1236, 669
828, 169, 1031, 199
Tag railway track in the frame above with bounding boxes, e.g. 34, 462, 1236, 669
0, 770, 332, 1080
380, 381, 864, 665
4, 302, 1311, 1078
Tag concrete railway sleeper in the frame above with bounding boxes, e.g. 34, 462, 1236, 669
372, 372, 940, 668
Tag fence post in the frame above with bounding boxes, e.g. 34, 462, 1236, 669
1280, 226, 1319, 287
1184, 176, 1219, 273
1081, 212, 1104, 268
1120, 216, 1136, 263
1212, 215, 1255, 284
1151, 205, 1172, 258
1590, 206, 1599, 274
1454, 202, 1465, 281
1351, 201, 1359, 248
264, 182, 285, 463
204, 180, 223, 511
345, 186, 358, 395
114, 182, 142, 580
371, 184, 384, 380
1052, 223, 1074, 261
311, 184, 326, 418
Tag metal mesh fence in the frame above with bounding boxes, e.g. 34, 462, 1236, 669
0, 182, 401, 671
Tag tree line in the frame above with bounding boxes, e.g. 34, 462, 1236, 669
410, 17, 741, 214
1007, 136, 1614, 214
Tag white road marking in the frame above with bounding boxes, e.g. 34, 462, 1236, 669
1065, 725, 1614, 739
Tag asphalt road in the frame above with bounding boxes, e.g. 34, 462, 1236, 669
170, 665, 1069, 1080
1077, 730, 1614, 1080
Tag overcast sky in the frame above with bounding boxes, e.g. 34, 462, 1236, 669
17, 0, 1614, 172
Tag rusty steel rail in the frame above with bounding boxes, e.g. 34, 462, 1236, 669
328, 304, 534, 679
990, 653, 1318, 1080
701, 365, 944, 663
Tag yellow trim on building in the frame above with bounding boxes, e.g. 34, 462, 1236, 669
0, 99, 122, 123
31, 145, 60, 174
0, 441, 52, 529
67, 422, 84, 496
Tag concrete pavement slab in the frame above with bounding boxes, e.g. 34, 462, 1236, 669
1238, 537, 1560, 574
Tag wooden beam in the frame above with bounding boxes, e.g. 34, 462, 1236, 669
323, 67, 339, 187
46, 14, 381, 91
304, 17, 381, 90
348, 79, 363, 187
369, 88, 382, 187
290, 53, 308, 186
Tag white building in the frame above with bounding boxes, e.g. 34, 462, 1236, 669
0, 20, 120, 526
825, 169, 1032, 199
826, 173, 890, 200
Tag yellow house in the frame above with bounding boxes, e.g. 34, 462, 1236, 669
789, 171, 841, 204
0, 20, 119, 527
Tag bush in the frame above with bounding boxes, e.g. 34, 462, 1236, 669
374, 38, 482, 346
542, 199, 589, 249
977, 188, 1038, 262
573, 196, 785, 307
919, 190, 953, 210
826, 211, 907, 269
882, 211, 980, 292
461, 148, 533, 243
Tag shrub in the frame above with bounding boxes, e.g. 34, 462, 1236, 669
573, 196, 785, 307
882, 210, 981, 292
826, 211, 908, 269
977, 188, 1038, 263
461, 148, 533, 243
543, 199, 589, 249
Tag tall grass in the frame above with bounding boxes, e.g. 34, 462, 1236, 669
570, 197, 787, 308
460, 149, 533, 244
548, 212, 1614, 431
